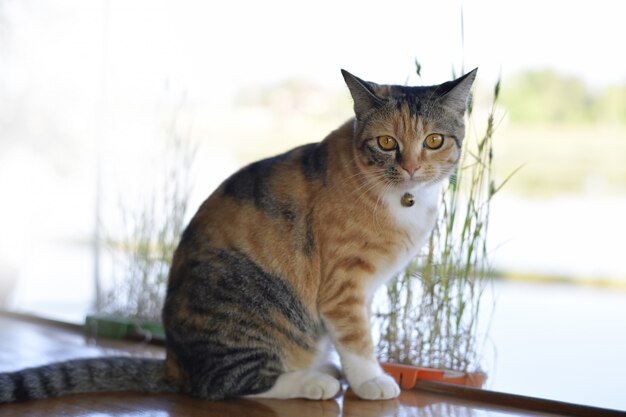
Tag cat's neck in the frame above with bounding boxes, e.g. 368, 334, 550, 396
382, 182, 440, 230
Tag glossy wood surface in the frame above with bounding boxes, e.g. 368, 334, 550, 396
0, 313, 561, 417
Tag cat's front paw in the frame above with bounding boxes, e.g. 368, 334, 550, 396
353, 374, 400, 400
301, 373, 342, 400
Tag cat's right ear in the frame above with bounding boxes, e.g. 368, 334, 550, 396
341, 69, 385, 120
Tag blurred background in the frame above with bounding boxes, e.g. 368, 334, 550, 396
0, 0, 624, 412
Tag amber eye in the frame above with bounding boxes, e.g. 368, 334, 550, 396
424, 133, 445, 150
377, 135, 398, 151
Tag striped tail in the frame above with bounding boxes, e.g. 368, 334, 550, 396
0, 357, 180, 403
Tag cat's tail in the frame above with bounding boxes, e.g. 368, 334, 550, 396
0, 356, 180, 403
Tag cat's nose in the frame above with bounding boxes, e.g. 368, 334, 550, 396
402, 164, 421, 178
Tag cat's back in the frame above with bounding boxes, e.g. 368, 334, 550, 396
199, 140, 329, 250
167, 121, 354, 291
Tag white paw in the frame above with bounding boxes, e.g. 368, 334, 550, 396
353, 374, 400, 400
301, 373, 342, 400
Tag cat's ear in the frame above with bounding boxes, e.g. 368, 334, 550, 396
435, 68, 478, 113
341, 69, 386, 119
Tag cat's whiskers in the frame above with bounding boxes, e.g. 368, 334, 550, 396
341, 170, 395, 234
324, 158, 372, 195
335, 170, 372, 191
327, 157, 388, 207
358, 175, 389, 232
426, 165, 452, 185
371, 180, 395, 233
349, 173, 386, 211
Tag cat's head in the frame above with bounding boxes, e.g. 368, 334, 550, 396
342, 69, 477, 192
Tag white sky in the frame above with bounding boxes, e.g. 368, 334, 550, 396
4, 0, 623, 108
140, 0, 624, 89
121, 0, 625, 89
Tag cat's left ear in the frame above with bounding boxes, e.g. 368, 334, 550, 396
341, 69, 386, 120
436, 68, 478, 113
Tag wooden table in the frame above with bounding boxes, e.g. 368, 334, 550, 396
0, 313, 567, 417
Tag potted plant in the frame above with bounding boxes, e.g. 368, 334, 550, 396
376, 63, 513, 389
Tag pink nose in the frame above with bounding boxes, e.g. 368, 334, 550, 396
402, 165, 420, 177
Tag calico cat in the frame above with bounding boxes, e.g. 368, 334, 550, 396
0, 68, 476, 403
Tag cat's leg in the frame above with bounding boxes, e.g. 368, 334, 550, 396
247, 336, 341, 400
178, 341, 341, 401
246, 369, 341, 400
336, 345, 400, 400
320, 294, 400, 400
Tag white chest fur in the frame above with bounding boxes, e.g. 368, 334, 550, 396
366, 183, 441, 299
385, 183, 440, 245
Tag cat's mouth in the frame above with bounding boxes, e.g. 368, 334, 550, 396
382, 177, 426, 194
404, 177, 430, 190
392, 172, 448, 193
377, 166, 442, 191
397, 173, 431, 188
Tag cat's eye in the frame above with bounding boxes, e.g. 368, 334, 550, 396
377, 135, 398, 151
424, 133, 445, 150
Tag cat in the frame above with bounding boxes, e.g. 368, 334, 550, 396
0, 68, 476, 403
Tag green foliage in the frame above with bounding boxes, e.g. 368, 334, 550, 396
501, 69, 626, 125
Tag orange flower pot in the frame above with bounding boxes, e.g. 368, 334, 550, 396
381, 362, 486, 390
